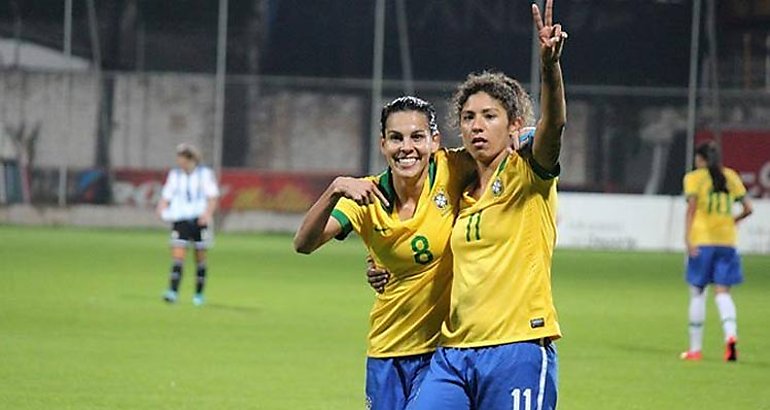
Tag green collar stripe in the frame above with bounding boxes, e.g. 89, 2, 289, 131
428, 155, 437, 189
376, 170, 395, 213
496, 156, 509, 174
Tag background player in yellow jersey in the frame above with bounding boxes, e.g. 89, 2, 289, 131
680, 141, 753, 362
293, 96, 476, 410
408, 1, 567, 409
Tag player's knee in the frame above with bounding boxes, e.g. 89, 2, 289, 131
689, 286, 705, 297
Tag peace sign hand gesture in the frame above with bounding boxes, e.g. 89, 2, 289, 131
532, 0, 568, 67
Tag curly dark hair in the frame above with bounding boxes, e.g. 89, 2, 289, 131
450, 71, 534, 128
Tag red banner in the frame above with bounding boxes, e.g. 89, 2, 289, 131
112, 169, 337, 212
696, 130, 770, 198
218, 170, 336, 212
112, 169, 166, 207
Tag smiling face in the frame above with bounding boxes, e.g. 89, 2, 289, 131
459, 91, 521, 165
380, 110, 439, 181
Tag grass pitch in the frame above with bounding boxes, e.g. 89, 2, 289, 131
1, 225, 768, 409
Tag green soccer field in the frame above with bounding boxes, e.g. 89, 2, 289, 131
1, 225, 769, 409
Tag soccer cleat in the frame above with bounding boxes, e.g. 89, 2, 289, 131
680, 350, 702, 361
163, 289, 178, 303
192, 293, 205, 307
724, 337, 738, 362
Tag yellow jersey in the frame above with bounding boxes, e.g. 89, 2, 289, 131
331, 149, 474, 357
442, 153, 562, 348
683, 167, 747, 247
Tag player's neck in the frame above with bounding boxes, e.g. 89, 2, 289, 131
392, 173, 425, 219
472, 151, 506, 198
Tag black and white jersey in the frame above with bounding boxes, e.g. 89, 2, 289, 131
160, 166, 220, 222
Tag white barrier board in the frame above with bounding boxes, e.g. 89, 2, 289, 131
557, 193, 770, 254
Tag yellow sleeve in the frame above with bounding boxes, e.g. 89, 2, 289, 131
331, 175, 383, 240
442, 148, 475, 195
726, 169, 747, 200
443, 147, 471, 166
331, 197, 365, 240
683, 173, 697, 198
513, 154, 559, 191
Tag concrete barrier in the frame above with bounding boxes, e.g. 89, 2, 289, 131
0, 205, 303, 232
2, 193, 768, 254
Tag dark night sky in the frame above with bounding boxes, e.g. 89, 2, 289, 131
262, 1, 694, 86
0, 0, 702, 86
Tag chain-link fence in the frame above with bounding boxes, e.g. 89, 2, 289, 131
2, 67, 770, 208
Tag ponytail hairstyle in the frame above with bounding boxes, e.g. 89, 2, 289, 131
695, 141, 727, 193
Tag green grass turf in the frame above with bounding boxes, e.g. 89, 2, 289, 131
1, 225, 768, 409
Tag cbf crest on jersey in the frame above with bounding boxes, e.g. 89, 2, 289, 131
433, 188, 450, 214
491, 178, 504, 197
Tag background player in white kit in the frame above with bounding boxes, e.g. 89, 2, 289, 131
156, 143, 220, 306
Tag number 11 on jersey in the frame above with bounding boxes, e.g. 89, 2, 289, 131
512, 388, 532, 410
465, 211, 482, 242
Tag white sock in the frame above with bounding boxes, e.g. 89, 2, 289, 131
688, 286, 706, 352
715, 292, 737, 341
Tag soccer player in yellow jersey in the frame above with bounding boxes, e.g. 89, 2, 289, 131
293, 96, 477, 410
408, 1, 567, 409
680, 141, 753, 362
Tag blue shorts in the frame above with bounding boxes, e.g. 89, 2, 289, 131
407, 340, 558, 410
686, 246, 743, 287
366, 353, 432, 410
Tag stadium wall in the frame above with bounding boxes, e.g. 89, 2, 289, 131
0, 71, 365, 173
2, 194, 768, 254
3, 70, 770, 205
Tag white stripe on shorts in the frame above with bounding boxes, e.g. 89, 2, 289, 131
194, 239, 212, 250
536, 343, 548, 410
170, 239, 189, 248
